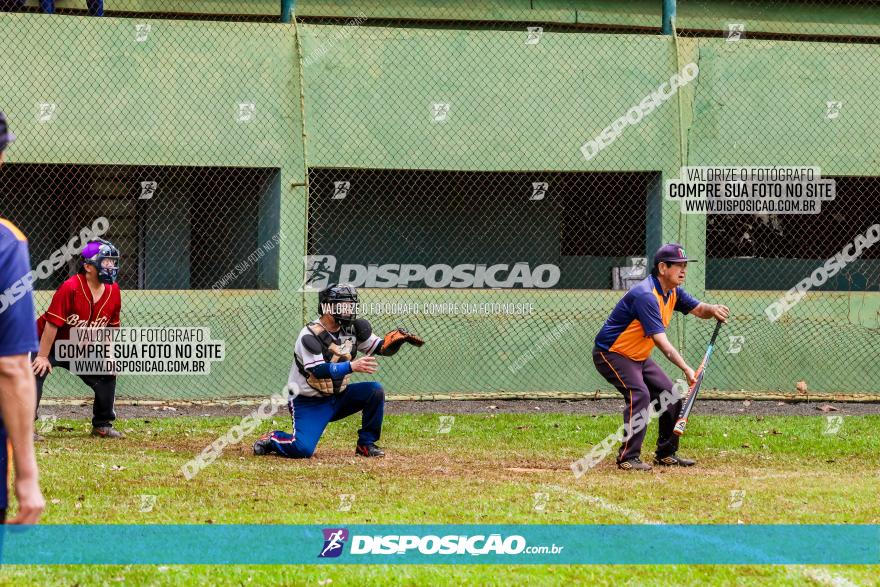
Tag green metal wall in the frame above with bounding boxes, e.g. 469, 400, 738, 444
300, 24, 880, 394
2, 7, 878, 397
1, 13, 307, 397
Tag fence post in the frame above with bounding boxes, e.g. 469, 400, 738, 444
281, 0, 294, 23
661, 0, 676, 35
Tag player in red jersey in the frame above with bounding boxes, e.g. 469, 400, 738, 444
32, 239, 123, 439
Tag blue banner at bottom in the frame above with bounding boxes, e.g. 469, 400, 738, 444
1, 525, 877, 565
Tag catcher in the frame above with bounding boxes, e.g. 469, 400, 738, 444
253, 283, 423, 458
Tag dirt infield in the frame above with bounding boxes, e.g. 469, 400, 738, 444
39, 398, 880, 420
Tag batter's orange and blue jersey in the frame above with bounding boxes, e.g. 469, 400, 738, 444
595, 275, 700, 362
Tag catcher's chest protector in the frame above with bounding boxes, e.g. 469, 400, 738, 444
303, 321, 356, 395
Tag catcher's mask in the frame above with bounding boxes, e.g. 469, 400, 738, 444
318, 283, 359, 326
79, 239, 120, 284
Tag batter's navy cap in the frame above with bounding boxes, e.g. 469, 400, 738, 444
0, 112, 15, 152
653, 243, 698, 266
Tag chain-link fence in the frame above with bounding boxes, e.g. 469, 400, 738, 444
673, 1, 880, 394
0, 1, 878, 399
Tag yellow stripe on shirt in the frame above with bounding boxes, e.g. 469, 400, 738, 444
0, 219, 27, 242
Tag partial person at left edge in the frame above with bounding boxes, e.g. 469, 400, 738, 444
0, 111, 46, 524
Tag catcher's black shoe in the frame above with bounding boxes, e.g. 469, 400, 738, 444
253, 432, 274, 456
654, 454, 696, 467
617, 458, 652, 471
356, 444, 385, 458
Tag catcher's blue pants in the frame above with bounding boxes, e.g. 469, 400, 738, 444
268, 381, 384, 458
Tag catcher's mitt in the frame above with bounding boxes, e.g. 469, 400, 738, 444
380, 327, 424, 356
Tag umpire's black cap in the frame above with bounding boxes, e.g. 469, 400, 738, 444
0, 112, 15, 152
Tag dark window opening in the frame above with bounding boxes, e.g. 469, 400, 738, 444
0, 164, 280, 290
307, 168, 654, 289
706, 177, 880, 291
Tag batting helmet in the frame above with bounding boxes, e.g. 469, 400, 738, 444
80, 239, 120, 284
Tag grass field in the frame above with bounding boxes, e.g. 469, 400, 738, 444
2, 411, 879, 586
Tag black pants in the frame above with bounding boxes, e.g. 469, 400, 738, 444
34, 349, 117, 428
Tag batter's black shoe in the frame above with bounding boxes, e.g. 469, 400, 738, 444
91, 426, 124, 439
356, 444, 385, 458
617, 458, 652, 471
253, 432, 274, 456
654, 454, 696, 467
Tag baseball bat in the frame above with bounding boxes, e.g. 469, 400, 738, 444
673, 320, 723, 436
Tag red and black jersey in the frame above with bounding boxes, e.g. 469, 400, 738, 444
37, 273, 121, 341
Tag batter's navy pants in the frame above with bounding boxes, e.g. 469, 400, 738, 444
267, 381, 384, 458
592, 348, 683, 463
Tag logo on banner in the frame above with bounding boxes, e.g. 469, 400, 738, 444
37, 103, 57, 123
135, 23, 151, 42
431, 102, 450, 123
525, 26, 543, 45
319, 528, 349, 558
530, 182, 548, 201
333, 180, 350, 199
726, 23, 745, 42
140, 181, 157, 200
300, 255, 337, 292
825, 100, 843, 120
299, 255, 559, 291
238, 102, 256, 123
